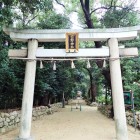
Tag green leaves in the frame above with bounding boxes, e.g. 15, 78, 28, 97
37, 11, 71, 29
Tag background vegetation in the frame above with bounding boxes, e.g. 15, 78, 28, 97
0, 0, 140, 110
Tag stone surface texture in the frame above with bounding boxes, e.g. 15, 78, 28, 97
0, 103, 62, 133
98, 104, 140, 129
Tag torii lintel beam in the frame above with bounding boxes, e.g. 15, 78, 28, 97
3, 25, 140, 42
8, 48, 138, 58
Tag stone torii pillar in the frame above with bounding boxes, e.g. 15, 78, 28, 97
17, 39, 38, 140
108, 38, 128, 140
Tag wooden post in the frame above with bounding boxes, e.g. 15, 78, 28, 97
62, 92, 65, 108
108, 38, 128, 140
17, 39, 38, 140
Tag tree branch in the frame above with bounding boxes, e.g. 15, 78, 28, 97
25, 15, 38, 26
90, 0, 137, 16
80, 0, 93, 28
115, 7, 133, 26
90, 6, 110, 15
90, 0, 113, 16
54, 0, 66, 9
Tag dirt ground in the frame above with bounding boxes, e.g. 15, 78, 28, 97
0, 102, 140, 140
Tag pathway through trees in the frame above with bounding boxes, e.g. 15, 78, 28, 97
0, 101, 140, 140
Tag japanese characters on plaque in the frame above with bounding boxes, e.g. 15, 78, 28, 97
65, 33, 79, 53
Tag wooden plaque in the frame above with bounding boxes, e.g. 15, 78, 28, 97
65, 33, 79, 53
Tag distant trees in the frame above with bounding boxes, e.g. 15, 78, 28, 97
55, 0, 140, 106
0, 0, 72, 109
0, 0, 140, 109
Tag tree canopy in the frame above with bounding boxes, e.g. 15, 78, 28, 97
0, 0, 140, 110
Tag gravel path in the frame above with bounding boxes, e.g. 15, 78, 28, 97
0, 104, 140, 140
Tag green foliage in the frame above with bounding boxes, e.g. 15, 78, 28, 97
15, 0, 53, 27
96, 94, 111, 104
0, 0, 72, 108
37, 11, 71, 29
98, 1, 140, 109
0, 0, 140, 110
101, 9, 139, 28
120, 38, 140, 109
0, 2, 13, 26
0, 48, 25, 108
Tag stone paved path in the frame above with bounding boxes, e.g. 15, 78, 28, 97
0, 104, 140, 140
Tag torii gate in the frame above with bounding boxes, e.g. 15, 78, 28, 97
3, 26, 139, 140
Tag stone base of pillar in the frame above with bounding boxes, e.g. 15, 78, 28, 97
15, 136, 34, 140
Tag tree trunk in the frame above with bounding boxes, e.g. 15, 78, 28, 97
87, 88, 91, 99
90, 83, 96, 102
85, 68, 96, 102
79, 0, 113, 105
